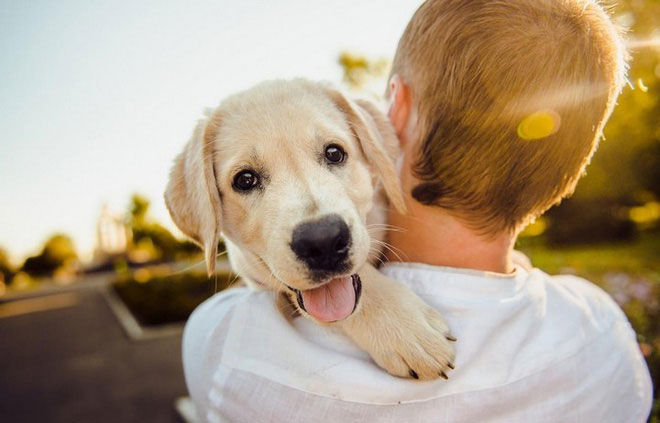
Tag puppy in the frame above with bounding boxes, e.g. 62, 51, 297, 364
165, 79, 455, 380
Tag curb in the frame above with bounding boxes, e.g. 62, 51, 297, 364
101, 285, 185, 341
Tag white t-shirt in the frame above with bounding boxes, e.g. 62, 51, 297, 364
183, 263, 653, 423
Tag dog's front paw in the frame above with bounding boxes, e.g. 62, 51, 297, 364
340, 267, 456, 380
370, 302, 456, 380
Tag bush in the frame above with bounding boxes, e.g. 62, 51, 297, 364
20, 234, 78, 277
0, 248, 14, 284
112, 271, 237, 326
545, 198, 636, 246
635, 142, 660, 200
126, 193, 221, 262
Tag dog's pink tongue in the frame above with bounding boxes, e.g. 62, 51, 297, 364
301, 276, 355, 322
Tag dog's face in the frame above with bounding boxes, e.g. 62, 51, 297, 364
215, 88, 373, 289
165, 79, 405, 321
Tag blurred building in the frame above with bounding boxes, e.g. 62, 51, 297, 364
93, 204, 129, 264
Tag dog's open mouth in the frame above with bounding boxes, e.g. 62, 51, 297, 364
292, 274, 362, 322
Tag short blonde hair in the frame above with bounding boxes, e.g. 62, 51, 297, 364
390, 0, 627, 233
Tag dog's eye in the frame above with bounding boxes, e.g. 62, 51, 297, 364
325, 144, 346, 165
232, 170, 260, 192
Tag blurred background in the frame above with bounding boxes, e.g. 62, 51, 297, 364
0, 0, 658, 422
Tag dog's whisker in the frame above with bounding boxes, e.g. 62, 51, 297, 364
266, 271, 282, 292
376, 240, 408, 261
367, 223, 405, 231
371, 238, 409, 263
366, 223, 407, 233
169, 258, 206, 275
368, 253, 387, 268
223, 271, 242, 292
367, 227, 406, 233
367, 225, 406, 232
366, 222, 404, 229
253, 254, 288, 294
367, 244, 391, 268
137, 248, 229, 285
367, 227, 406, 235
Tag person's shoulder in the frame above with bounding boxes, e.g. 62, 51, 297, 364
529, 269, 651, 396
524, 270, 652, 420
187, 286, 254, 324
182, 285, 251, 364
535, 269, 629, 329
184, 285, 276, 347
182, 286, 281, 414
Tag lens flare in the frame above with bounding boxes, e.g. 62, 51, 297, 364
637, 78, 649, 93
517, 110, 561, 140
627, 37, 660, 50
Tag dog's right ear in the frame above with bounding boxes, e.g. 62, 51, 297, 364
165, 111, 223, 277
323, 87, 407, 214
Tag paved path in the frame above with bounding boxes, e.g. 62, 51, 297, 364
0, 280, 188, 423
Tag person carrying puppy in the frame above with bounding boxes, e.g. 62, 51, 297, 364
183, 0, 653, 421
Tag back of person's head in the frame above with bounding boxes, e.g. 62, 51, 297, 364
390, 0, 627, 234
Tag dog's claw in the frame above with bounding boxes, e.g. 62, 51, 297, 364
448, 362, 455, 370
439, 371, 449, 380
446, 334, 457, 342
346, 275, 456, 381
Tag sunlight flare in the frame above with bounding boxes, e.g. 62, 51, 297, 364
637, 78, 649, 92
517, 110, 561, 140
627, 37, 660, 50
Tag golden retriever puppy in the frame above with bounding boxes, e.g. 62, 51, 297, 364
165, 79, 455, 380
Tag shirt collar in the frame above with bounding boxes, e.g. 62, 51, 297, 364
380, 261, 530, 301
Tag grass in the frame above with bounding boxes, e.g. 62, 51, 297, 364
517, 231, 660, 287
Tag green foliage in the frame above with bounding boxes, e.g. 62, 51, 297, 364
546, 1, 660, 264
636, 141, 660, 198
516, 231, 660, 289
572, 0, 660, 203
20, 234, 78, 277
112, 271, 236, 326
128, 194, 150, 226
126, 194, 210, 262
544, 198, 637, 245
131, 222, 198, 261
338, 51, 390, 92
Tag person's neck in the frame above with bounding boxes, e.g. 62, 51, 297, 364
385, 199, 516, 274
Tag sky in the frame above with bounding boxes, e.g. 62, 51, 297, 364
0, 0, 424, 264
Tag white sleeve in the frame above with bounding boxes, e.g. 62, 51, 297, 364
182, 287, 252, 419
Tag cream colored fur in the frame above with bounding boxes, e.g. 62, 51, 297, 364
165, 79, 455, 380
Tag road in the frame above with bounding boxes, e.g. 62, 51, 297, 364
0, 280, 188, 423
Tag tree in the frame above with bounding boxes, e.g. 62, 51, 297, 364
126, 194, 204, 262
541, 1, 660, 242
129, 194, 150, 226
338, 51, 390, 93
20, 234, 78, 277
571, 0, 660, 203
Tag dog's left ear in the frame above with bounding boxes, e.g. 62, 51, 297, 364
324, 88, 407, 214
164, 110, 223, 277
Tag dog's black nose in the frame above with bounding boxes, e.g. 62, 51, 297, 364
291, 214, 351, 272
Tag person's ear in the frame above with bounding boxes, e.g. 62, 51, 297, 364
387, 74, 413, 145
